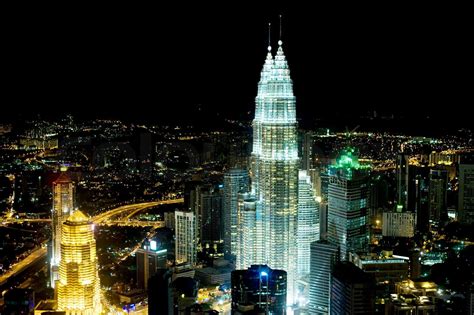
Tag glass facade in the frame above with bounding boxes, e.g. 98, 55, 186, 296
297, 170, 319, 277
327, 149, 370, 260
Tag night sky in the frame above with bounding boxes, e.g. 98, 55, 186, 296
3, 4, 472, 130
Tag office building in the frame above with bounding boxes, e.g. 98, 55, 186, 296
429, 169, 448, 223
223, 168, 249, 258
308, 240, 339, 315
57, 210, 101, 314
458, 164, 474, 224
330, 262, 375, 315
327, 149, 370, 259
297, 170, 319, 277
231, 265, 287, 314
302, 131, 313, 171
50, 172, 74, 288
382, 208, 416, 238
148, 269, 173, 315
175, 210, 197, 265
199, 187, 223, 247
136, 240, 167, 290
237, 193, 257, 270
349, 251, 409, 300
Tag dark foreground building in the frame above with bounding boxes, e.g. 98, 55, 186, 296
231, 264, 286, 314
148, 269, 173, 315
3, 288, 35, 315
330, 262, 375, 315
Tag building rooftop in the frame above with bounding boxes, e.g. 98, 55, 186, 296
332, 262, 374, 284
53, 172, 72, 183
67, 210, 89, 223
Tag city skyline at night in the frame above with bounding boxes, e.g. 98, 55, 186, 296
0, 7, 473, 315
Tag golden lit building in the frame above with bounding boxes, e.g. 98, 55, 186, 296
57, 210, 101, 315
51, 172, 74, 288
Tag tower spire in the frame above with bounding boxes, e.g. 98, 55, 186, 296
268, 22, 272, 52
279, 15, 282, 42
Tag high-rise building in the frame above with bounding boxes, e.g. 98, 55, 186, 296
382, 207, 416, 238
175, 210, 197, 266
148, 269, 173, 315
302, 131, 314, 171
231, 265, 287, 314
199, 187, 223, 249
136, 240, 167, 290
327, 149, 370, 259
297, 170, 319, 277
57, 210, 101, 314
237, 193, 257, 270
242, 38, 299, 303
309, 240, 339, 315
3, 288, 35, 314
429, 169, 448, 223
349, 251, 409, 299
414, 168, 430, 233
330, 262, 375, 315
191, 184, 223, 250
458, 164, 474, 224
396, 153, 417, 211
223, 169, 249, 258
50, 172, 74, 288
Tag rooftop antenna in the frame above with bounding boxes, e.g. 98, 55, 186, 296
267, 22, 272, 51
279, 15, 282, 41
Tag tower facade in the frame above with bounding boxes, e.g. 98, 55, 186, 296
51, 172, 74, 288
428, 169, 448, 223
297, 170, 319, 277
242, 39, 299, 304
459, 164, 474, 224
175, 210, 197, 265
327, 149, 370, 260
223, 168, 249, 258
309, 240, 339, 315
57, 210, 101, 315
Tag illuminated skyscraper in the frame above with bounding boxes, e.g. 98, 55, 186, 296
223, 168, 249, 258
241, 38, 299, 304
327, 149, 370, 260
51, 172, 74, 288
57, 210, 101, 314
297, 170, 319, 277
175, 210, 197, 265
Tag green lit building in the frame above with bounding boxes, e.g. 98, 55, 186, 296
327, 149, 370, 260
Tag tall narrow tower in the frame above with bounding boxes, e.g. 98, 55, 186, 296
327, 149, 370, 260
57, 210, 101, 314
51, 172, 74, 288
247, 37, 299, 304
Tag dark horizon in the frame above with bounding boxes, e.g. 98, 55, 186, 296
3, 4, 472, 130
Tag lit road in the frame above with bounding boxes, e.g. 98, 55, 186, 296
0, 247, 47, 287
92, 199, 184, 224
2, 198, 183, 227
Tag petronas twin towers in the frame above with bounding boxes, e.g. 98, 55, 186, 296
237, 37, 304, 305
